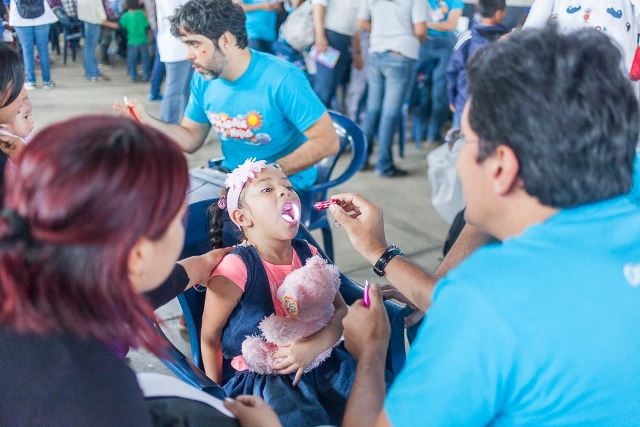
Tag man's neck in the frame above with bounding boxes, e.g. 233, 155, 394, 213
488, 200, 559, 241
221, 48, 252, 81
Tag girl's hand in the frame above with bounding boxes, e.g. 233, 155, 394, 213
273, 337, 320, 386
0, 134, 25, 158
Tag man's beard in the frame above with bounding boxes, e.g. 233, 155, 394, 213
194, 57, 225, 81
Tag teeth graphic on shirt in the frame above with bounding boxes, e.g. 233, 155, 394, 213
208, 111, 271, 145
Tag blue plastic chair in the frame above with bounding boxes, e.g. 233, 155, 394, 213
208, 111, 367, 262
156, 197, 408, 395
297, 111, 368, 261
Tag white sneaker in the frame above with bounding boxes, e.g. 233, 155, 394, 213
42, 81, 56, 90
24, 81, 36, 90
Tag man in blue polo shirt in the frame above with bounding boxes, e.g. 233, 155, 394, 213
327, 27, 640, 426
120, 0, 338, 190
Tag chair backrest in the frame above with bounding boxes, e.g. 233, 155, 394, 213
299, 111, 368, 230
177, 198, 406, 378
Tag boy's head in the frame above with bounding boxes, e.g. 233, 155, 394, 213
125, 0, 141, 10
478, 0, 506, 22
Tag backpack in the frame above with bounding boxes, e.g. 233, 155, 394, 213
15, 0, 46, 19
280, 1, 314, 51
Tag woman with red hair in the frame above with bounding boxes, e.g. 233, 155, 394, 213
0, 115, 231, 425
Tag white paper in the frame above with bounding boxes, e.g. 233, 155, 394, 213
137, 373, 235, 418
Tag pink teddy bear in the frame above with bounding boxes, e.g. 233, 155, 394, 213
241, 255, 341, 375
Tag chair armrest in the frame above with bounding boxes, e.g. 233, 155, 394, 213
153, 323, 226, 400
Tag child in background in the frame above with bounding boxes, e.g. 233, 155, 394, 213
201, 159, 355, 427
446, 0, 508, 130
0, 95, 33, 172
119, 0, 150, 82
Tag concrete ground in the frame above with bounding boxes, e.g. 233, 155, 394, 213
28, 51, 450, 376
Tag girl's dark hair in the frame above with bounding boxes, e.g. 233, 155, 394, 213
0, 115, 189, 355
0, 44, 25, 109
209, 188, 227, 249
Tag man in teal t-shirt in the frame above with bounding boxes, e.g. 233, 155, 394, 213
327, 27, 640, 426
119, 0, 338, 190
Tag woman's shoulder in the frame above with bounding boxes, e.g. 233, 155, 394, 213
0, 328, 152, 426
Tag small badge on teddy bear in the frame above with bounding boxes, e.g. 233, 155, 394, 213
284, 296, 299, 318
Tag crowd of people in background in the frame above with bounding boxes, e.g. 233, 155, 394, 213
0, 0, 501, 178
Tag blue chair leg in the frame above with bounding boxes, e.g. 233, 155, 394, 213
321, 225, 334, 262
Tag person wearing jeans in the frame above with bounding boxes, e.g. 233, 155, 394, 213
357, 0, 427, 177
362, 52, 415, 176
160, 61, 192, 123
311, 0, 361, 108
83, 22, 101, 79
8, 0, 58, 89
413, 0, 462, 144
14, 25, 52, 88
156, 0, 192, 123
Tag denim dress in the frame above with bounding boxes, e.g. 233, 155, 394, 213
220, 239, 356, 427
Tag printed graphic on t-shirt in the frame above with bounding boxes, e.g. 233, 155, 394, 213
431, 1, 450, 22
208, 111, 272, 146
551, 1, 633, 34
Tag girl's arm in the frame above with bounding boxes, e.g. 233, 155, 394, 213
273, 292, 348, 385
523, 0, 555, 29
201, 276, 243, 384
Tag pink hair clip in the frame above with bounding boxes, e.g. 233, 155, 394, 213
218, 196, 227, 209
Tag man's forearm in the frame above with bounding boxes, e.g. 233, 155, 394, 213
277, 115, 339, 175
343, 350, 387, 427
363, 224, 492, 312
143, 116, 206, 153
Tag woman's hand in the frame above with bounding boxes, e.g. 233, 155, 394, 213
0, 133, 26, 158
178, 247, 234, 290
224, 396, 282, 427
273, 337, 321, 386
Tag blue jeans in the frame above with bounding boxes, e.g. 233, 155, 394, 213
127, 44, 151, 81
83, 22, 101, 78
14, 24, 51, 83
362, 52, 416, 175
149, 33, 165, 98
160, 60, 193, 124
313, 30, 351, 108
248, 38, 274, 54
413, 35, 456, 142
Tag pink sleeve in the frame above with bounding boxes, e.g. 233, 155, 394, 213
210, 254, 247, 291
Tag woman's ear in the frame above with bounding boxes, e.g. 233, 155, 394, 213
127, 238, 153, 289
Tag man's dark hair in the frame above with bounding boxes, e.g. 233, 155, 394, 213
0, 44, 24, 109
169, 0, 248, 49
467, 26, 639, 208
478, 0, 506, 18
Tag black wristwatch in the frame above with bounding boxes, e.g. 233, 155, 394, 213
373, 244, 404, 277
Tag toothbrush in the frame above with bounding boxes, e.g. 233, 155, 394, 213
363, 280, 371, 308
123, 96, 141, 123
313, 198, 342, 211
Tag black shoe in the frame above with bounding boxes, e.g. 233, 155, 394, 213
377, 167, 409, 178
361, 160, 374, 171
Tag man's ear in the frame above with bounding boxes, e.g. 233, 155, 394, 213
219, 31, 234, 50
231, 208, 253, 228
489, 145, 521, 196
